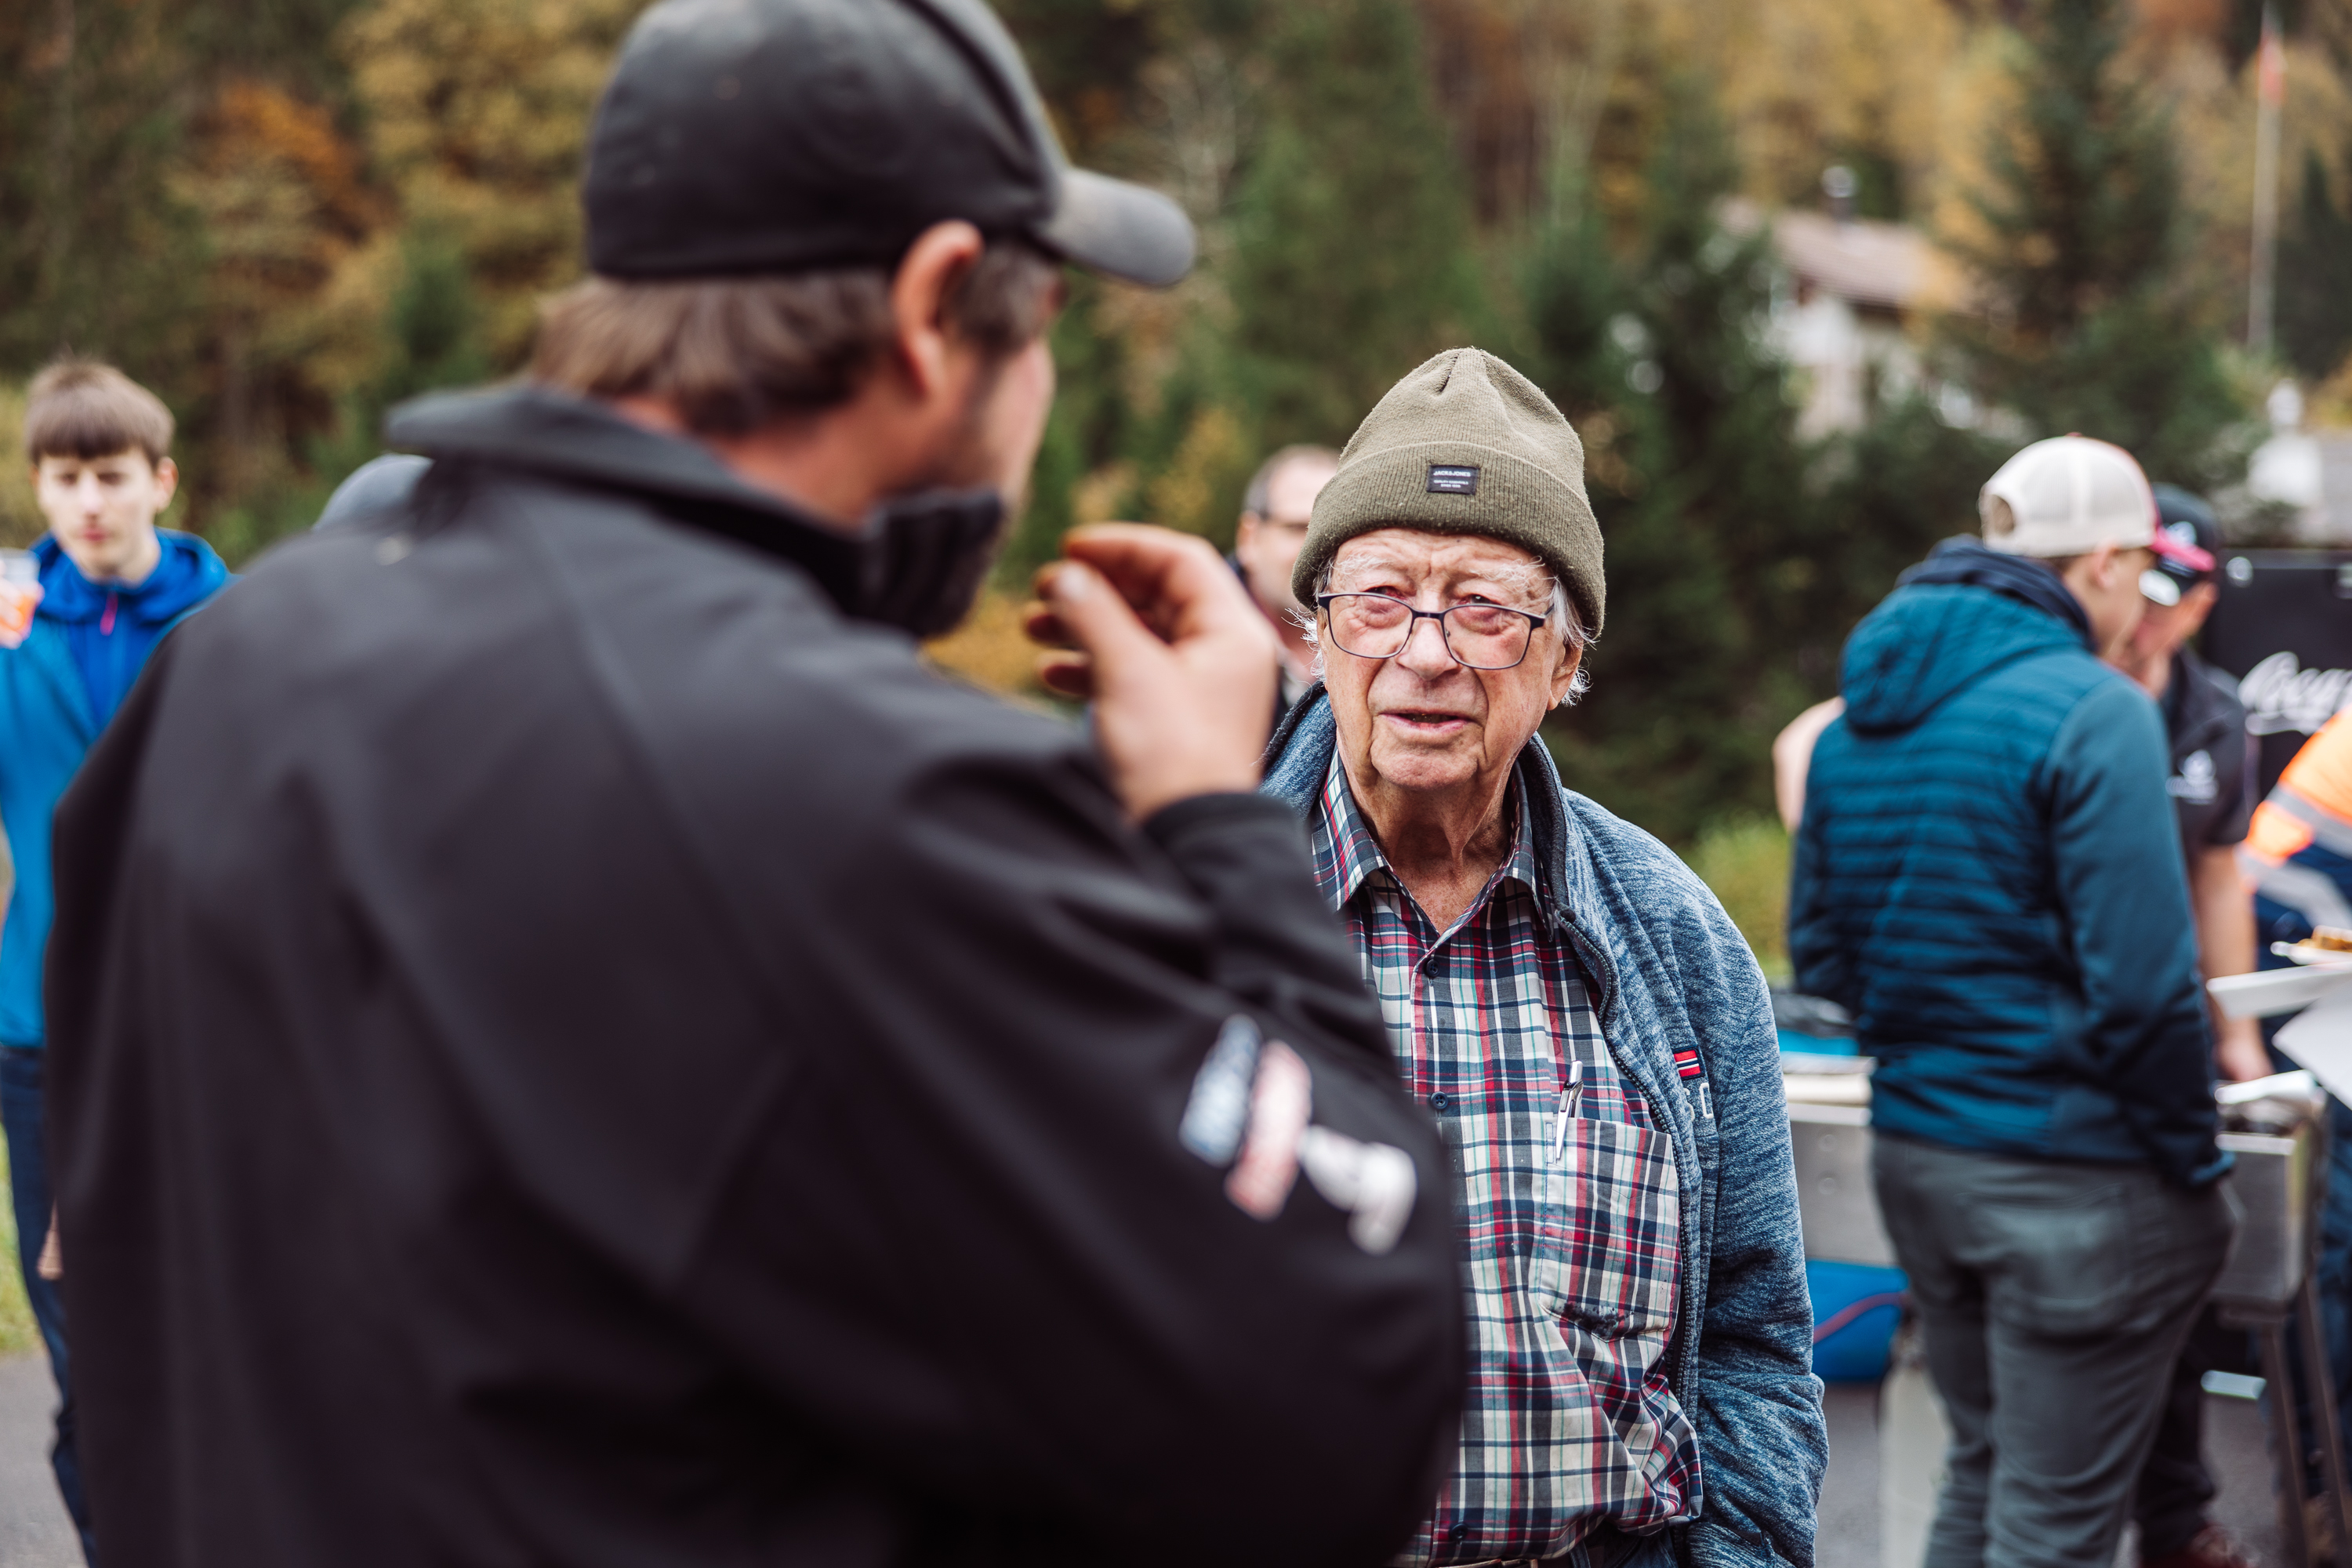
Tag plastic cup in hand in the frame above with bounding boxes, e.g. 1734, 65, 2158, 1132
0, 551, 42, 649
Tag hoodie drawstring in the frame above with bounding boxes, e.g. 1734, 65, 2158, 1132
100, 592, 116, 637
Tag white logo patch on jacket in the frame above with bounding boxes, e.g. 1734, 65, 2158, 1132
1180, 1015, 1418, 1254
2168, 749, 2218, 804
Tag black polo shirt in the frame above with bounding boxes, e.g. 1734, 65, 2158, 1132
2163, 645, 2255, 852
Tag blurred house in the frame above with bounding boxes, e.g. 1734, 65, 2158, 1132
1723, 196, 1966, 440
2245, 380, 2352, 543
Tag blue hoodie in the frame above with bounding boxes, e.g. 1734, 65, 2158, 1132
0, 530, 230, 1046
1788, 539, 2225, 1188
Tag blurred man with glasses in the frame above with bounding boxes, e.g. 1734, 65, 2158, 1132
1231, 444, 1339, 725
1261, 349, 1824, 1568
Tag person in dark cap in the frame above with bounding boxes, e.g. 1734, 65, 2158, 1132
42, 4, 1461, 1565
1261, 348, 1824, 1568
2112, 485, 2266, 1083
2115, 488, 2274, 1568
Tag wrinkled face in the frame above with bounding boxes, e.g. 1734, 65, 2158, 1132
34, 449, 176, 583
1234, 456, 1338, 619
1320, 528, 1578, 800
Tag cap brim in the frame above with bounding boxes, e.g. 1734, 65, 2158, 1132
1033, 168, 1196, 289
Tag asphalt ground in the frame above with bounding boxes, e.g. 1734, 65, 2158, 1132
0, 1355, 77, 1566
1820, 1378, 2287, 1568
0, 1356, 2300, 1566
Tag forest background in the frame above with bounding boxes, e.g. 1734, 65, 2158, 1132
4, 0, 2350, 970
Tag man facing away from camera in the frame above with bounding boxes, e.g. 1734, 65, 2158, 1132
1258, 349, 1824, 1568
1778, 478, 2269, 1568
0, 359, 229, 1560
1791, 435, 2234, 1568
42, 2, 1464, 1564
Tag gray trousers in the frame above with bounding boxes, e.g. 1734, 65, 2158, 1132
1873, 1134, 2237, 1568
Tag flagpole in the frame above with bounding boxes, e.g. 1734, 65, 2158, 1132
2251, 3, 2284, 358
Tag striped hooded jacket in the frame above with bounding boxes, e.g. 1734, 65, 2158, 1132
1788, 539, 2224, 1189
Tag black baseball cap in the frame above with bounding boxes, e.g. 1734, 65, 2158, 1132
2143, 483, 2220, 607
582, 0, 1196, 289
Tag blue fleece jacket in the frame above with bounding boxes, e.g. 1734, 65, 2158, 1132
1265, 693, 1826, 1568
1788, 539, 2225, 1188
0, 531, 228, 1046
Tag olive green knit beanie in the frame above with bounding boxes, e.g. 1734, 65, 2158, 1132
1290, 347, 1605, 635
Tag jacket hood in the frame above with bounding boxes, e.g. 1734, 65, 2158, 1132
35, 531, 231, 628
390, 386, 873, 604
387, 387, 793, 517
1840, 538, 2094, 735
386, 387, 1007, 637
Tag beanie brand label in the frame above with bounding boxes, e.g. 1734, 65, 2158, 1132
1427, 464, 1480, 496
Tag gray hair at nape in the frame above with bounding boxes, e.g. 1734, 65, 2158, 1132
1294, 559, 1594, 704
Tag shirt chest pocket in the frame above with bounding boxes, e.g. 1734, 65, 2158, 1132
1531, 1115, 1681, 1338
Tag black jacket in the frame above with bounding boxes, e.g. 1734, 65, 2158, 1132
46, 388, 1462, 1567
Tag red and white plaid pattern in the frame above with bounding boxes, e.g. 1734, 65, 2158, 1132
1308, 756, 1700, 1566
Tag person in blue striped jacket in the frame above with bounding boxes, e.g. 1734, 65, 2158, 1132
1791, 434, 2234, 1568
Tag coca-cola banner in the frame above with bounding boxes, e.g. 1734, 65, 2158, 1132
2204, 550, 2352, 795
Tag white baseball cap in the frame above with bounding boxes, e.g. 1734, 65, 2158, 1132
1978, 436, 2158, 558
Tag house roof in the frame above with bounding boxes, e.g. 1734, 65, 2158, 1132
1720, 199, 1964, 314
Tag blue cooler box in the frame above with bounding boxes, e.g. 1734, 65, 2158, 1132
1808, 1258, 1907, 1382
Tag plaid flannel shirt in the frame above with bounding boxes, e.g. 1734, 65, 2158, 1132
1308, 754, 1700, 1566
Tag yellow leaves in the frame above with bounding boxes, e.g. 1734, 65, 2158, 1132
1145, 405, 1250, 544
0, 384, 39, 550
1655, 0, 1963, 209
1918, 27, 2028, 264
2168, 38, 2352, 300
176, 79, 376, 318
340, 0, 642, 365
2306, 347, 2352, 426
922, 590, 1051, 699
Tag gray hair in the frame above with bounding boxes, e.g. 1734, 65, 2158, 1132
1296, 561, 1593, 705
1243, 444, 1343, 520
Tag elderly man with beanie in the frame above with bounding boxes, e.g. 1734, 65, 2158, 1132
1790, 437, 2236, 1568
1263, 348, 1825, 1568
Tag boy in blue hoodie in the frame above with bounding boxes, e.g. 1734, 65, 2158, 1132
5, 360, 230, 1555
1790, 436, 2233, 1568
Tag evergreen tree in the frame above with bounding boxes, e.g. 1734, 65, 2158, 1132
1520, 93, 2001, 842
996, 274, 1134, 585
1222, 0, 1489, 448
205, 230, 489, 564
1943, 0, 2245, 488
1522, 94, 1813, 841
2276, 149, 2352, 381
1083, 0, 1491, 550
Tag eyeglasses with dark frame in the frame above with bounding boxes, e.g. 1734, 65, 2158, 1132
1314, 591, 1550, 670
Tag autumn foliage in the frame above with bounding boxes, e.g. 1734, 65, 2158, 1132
0, 0, 2333, 836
